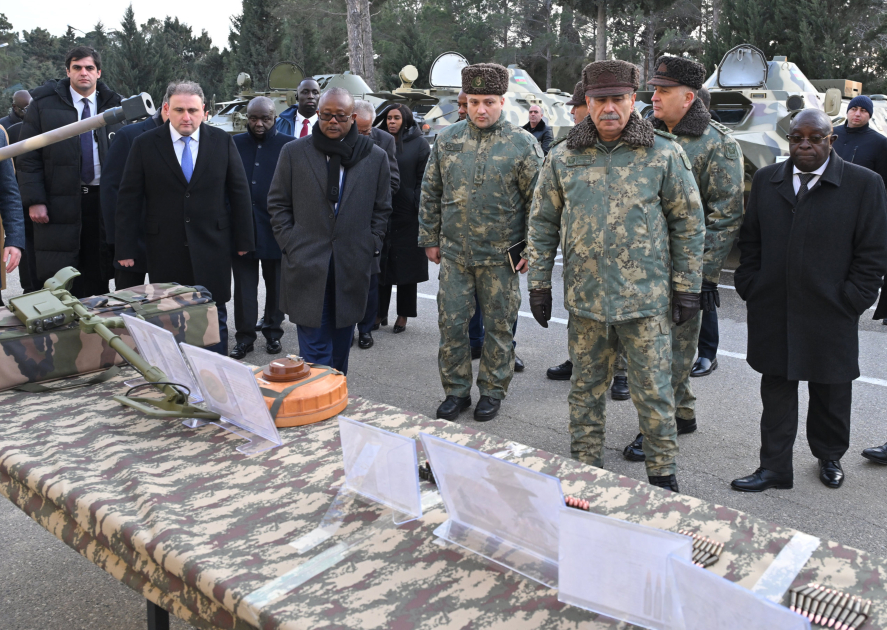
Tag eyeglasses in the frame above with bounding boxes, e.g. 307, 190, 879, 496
786, 135, 831, 145
318, 112, 352, 123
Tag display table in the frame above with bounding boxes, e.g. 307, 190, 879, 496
0, 373, 884, 629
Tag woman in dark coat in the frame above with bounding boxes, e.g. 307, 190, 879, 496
376, 104, 431, 333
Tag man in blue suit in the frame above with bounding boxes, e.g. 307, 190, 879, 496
101, 94, 167, 289
230, 96, 295, 359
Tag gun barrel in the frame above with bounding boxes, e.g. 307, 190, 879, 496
0, 93, 156, 162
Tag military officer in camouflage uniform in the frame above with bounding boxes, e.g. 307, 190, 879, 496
419, 63, 542, 422
525, 60, 705, 491
622, 56, 745, 462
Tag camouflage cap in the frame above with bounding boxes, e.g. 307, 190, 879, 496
648, 55, 706, 90
462, 63, 509, 96
565, 81, 585, 106
583, 60, 639, 97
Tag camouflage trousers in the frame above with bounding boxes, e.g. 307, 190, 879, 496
438, 258, 520, 399
614, 311, 701, 421
672, 311, 703, 421
568, 313, 678, 476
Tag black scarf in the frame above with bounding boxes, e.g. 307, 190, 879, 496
311, 122, 374, 202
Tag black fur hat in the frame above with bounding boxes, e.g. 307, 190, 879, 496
647, 56, 706, 90
582, 60, 640, 97
462, 63, 510, 96
566, 81, 585, 106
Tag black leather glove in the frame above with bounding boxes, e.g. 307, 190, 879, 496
529, 288, 552, 328
672, 291, 701, 326
700, 279, 720, 312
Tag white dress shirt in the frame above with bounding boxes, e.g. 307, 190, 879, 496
793, 156, 829, 195
70, 86, 101, 184
295, 112, 317, 137
170, 124, 200, 172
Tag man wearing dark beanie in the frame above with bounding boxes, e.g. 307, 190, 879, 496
833, 95, 887, 188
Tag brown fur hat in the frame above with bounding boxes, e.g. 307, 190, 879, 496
462, 63, 510, 96
566, 81, 585, 106
647, 56, 706, 90
582, 60, 639, 97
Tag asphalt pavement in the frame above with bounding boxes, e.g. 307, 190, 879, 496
2, 252, 886, 629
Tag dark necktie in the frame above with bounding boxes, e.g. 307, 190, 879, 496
80, 97, 95, 184
797, 172, 815, 200
300, 118, 309, 138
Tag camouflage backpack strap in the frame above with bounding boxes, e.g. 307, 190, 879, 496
14, 366, 122, 393
253, 363, 343, 419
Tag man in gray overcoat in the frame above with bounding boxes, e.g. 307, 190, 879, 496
267, 88, 392, 373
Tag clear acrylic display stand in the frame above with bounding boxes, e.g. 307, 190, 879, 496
288, 417, 422, 555
418, 432, 564, 588
558, 508, 692, 629
669, 556, 811, 630
179, 344, 282, 455
120, 314, 203, 403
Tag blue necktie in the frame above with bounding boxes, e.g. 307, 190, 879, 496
79, 98, 95, 183
181, 136, 194, 183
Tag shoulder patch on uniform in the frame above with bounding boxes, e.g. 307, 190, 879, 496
675, 144, 693, 170
653, 129, 678, 140
723, 140, 738, 160
533, 143, 544, 158
709, 120, 732, 136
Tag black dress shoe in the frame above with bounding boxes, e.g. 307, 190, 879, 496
690, 357, 718, 377
255, 318, 264, 331
514, 354, 525, 372
436, 395, 471, 421
731, 468, 793, 492
393, 316, 407, 333
861, 442, 887, 464
610, 375, 630, 400
474, 395, 501, 422
229, 342, 254, 360
623, 434, 645, 461
471, 346, 483, 360
266, 339, 282, 354
676, 417, 697, 434
546, 360, 573, 380
358, 332, 374, 349
819, 459, 844, 488
648, 474, 679, 492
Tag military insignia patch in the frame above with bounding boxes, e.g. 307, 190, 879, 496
472, 76, 485, 89
724, 142, 738, 160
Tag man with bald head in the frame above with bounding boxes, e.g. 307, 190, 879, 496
276, 78, 320, 137
732, 108, 887, 492
230, 96, 295, 360
0, 90, 31, 141
268, 88, 392, 373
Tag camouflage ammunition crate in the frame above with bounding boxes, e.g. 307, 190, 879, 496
0, 283, 219, 391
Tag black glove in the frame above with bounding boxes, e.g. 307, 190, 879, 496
700, 279, 720, 312
672, 291, 701, 326
529, 288, 552, 328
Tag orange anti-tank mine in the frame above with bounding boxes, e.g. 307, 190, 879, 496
254, 356, 348, 427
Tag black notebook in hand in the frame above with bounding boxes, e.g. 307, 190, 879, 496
507, 240, 526, 273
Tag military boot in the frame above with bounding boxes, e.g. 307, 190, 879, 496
610, 375, 630, 400
648, 474, 679, 493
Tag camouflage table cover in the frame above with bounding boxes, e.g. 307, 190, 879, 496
0, 371, 884, 630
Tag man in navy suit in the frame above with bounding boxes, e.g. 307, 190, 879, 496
101, 94, 168, 289
230, 97, 294, 359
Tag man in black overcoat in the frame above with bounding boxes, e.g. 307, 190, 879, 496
230, 97, 294, 360
16, 47, 123, 297
267, 88, 392, 374
731, 109, 887, 492
116, 81, 254, 355
100, 95, 168, 290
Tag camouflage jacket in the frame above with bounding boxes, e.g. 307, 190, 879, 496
418, 118, 542, 266
651, 99, 744, 283
526, 111, 705, 323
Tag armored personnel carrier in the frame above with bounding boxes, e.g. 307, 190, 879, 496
370, 52, 574, 145
207, 61, 386, 135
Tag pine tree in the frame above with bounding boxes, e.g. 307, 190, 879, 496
236, 0, 283, 91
